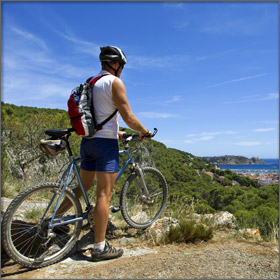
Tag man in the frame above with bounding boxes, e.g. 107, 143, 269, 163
58, 46, 152, 262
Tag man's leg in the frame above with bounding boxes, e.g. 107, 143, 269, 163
93, 171, 118, 243
90, 171, 123, 261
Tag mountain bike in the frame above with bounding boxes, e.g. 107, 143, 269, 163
1, 128, 168, 268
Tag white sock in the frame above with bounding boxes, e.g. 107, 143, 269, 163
94, 241, 105, 252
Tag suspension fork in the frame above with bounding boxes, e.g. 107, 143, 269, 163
134, 164, 150, 197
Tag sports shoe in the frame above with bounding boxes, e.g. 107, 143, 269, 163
90, 241, 123, 262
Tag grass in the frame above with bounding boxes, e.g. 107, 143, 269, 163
160, 218, 214, 244
24, 207, 44, 220
164, 196, 201, 221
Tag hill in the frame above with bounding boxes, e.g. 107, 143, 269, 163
203, 155, 264, 165
1, 102, 279, 239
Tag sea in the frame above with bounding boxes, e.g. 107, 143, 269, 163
219, 158, 279, 174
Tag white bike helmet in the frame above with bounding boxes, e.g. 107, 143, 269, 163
99, 46, 127, 65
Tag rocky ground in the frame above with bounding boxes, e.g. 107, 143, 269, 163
1, 229, 279, 279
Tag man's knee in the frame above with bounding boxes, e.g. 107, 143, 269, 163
96, 191, 112, 204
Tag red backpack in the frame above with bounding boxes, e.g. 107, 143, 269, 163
67, 74, 118, 138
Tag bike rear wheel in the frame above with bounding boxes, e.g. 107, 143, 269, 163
120, 167, 168, 229
2, 183, 82, 268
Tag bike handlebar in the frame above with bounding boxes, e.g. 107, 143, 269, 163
122, 128, 158, 141
44, 128, 158, 142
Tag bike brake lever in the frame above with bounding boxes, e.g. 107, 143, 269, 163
150, 128, 158, 138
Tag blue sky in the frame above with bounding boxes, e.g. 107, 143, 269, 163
1, 1, 279, 159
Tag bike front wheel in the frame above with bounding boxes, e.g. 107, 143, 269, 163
2, 183, 82, 268
120, 167, 168, 229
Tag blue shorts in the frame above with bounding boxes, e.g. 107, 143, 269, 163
80, 138, 119, 172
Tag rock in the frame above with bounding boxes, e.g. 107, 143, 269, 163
120, 237, 137, 245
143, 217, 179, 243
202, 211, 237, 229
212, 211, 237, 229
126, 228, 138, 237
187, 211, 237, 229
245, 228, 262, 241
131, 212, 149, 223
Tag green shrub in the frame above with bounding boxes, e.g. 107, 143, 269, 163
161, 219, 213, 244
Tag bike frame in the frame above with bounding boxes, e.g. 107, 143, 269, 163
45, 143, 148, 234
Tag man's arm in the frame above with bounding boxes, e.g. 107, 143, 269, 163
112, 78, 150, 136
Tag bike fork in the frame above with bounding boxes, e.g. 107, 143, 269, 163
134, 165, 150, 197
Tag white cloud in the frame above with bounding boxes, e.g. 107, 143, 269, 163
128, 54, 190, 69
194, 136, 214, 141
225, 92, 279, 105
201, 130, 237, 136
253, 128, 275, 132
165, 96, 181, 104
188, 130, 237, 137
2, 25, 100, 109
235, 142, 261, 146
185, 135, 214, 144
185, 130, 238, 145
262, 93, 279, 100
207, 73, 267, 88
10, 26, 48, 51
60, 33, 100, 57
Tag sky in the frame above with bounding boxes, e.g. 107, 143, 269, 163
1, 1, 279, 159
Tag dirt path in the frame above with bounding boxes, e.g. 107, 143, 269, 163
2, 231, 279, 279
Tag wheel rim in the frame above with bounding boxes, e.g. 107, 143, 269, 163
6, 185, 81, 263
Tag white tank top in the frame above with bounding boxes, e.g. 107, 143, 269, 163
91, 70, 119, 139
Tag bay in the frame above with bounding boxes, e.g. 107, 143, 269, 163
219, 158, 279, 174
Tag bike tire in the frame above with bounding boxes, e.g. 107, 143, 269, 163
120, 167, 168, 229
1, 182, 82, 268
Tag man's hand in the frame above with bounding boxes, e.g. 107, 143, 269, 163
139, 130, 152, 141
118, 130, 127, 140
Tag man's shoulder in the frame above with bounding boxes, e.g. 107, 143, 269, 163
112, 77, 125, 88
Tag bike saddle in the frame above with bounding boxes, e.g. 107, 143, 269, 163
45, 128, 75, 138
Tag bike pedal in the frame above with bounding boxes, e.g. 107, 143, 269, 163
110, 206, 121, 213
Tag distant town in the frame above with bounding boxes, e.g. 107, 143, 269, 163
236, 172, 279, 186
202, 155, 279, 186
203, 170, 279, 186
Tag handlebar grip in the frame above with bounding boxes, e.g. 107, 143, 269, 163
150, 128, 158, 138
144, 128, 158, 138
122, 128, 158, 140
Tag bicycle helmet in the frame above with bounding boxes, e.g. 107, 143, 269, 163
40, 139, 66, 158
99, 46, 127, 65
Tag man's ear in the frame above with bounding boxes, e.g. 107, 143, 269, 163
112, 62, 119, 69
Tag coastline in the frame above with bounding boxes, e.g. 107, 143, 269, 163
219, 158, 279, 173
218, 158, 279, 185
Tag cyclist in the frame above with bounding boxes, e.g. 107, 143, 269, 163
57, 46, 152, 262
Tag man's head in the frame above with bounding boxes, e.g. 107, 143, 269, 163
99, 46, 127, 77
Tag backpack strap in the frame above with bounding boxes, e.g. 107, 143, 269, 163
87, 74, 118, 131
96, 108, 118, 131
87, 74, 107, 87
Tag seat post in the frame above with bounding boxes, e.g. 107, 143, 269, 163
64, 134, 73, 157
